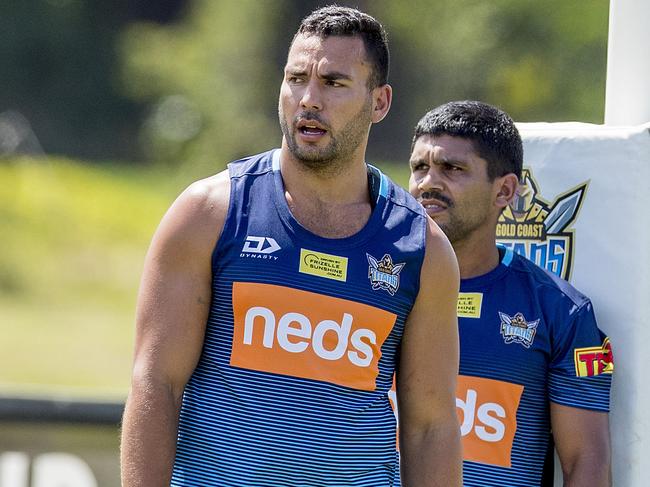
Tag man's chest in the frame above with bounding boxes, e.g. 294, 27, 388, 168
457, 288, 550, 378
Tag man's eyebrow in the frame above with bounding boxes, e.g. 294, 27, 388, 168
436, 157, 467, 165
320, 71, 352, 81
285, 67, 308, 76
410, 156, 468, 166
284, 67, 353, 81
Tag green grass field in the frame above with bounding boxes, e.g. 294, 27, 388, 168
0, 156, 410, 399
0, 157, 178, 398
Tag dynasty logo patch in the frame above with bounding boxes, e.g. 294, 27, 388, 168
499, 312, 539, 348
240, 236, 281, 261
366, 253, 405, 295
496, 169, 587, 280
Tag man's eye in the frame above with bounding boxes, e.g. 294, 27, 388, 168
444, 163, 461, 171
325, 80, 343, 87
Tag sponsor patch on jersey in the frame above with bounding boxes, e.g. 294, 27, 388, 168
457, 375, 523, 468
231, 282, 396, 391
240, 236, 281, 260
366, 253, 405, 295
574, 337, 614, 377
496, 168, 588, 281
499, 311, 539, 348
458, 293, 483, 318
299, 249, 348, 282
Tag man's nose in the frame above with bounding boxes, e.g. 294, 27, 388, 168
300, 79, 323, 111
418, 168, 444, 193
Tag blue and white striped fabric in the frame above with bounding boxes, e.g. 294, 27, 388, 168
457, 246, 612, 487
171, 149, 427, 486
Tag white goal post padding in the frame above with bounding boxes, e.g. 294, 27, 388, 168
516, 122, 650, 486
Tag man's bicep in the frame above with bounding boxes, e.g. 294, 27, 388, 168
551, 403, 611, 480
132, 176, 229, 396
397, 221, 460, 419
133, 246, 210, 394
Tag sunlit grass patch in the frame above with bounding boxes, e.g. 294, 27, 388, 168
0, 157, 176, 397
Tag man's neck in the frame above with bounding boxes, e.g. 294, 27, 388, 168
279, 146, 372, 238
279, 146, 370, 207
453, 235, 501, 280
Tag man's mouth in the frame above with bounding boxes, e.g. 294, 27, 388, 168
418, 191, 453, 213
296, 116, 328, 137
299, 124, 327, 136
422, 202, 446, 211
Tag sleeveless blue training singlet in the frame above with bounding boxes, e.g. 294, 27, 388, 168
171, 149, 428, 486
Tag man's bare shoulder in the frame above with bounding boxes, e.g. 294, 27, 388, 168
179, 170, 230, 219
422, 216, 458, 277
155, 169, 231, 255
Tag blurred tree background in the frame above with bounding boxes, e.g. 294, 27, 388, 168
0, 0, 610, 396
2, 0, 609, 174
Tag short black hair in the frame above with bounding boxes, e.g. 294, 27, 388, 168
295, 5, 389, 89
412, 101, 523, 180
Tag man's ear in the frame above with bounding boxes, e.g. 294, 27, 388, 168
495, 173, 519, 209
371, 84, 392, 123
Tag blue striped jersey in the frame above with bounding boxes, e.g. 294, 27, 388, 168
171, 149, 428, 486
457, 245, 612, 487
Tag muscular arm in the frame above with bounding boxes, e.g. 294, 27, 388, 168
551, 403, 611, 487
120, 171, 230, 486
397, 217, 462, 487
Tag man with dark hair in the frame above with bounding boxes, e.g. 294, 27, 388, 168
409, 100, 613, 486
120, 6, 462, 486
295, 5, 390, 89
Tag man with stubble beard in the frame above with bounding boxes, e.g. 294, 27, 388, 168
120, 6, 461, 486
409, 100, 613, 487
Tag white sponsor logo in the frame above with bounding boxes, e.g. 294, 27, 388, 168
241, 236, 280, 260
457, 388, 506, 442
243, 307, 377, 367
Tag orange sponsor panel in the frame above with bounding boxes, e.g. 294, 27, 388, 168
456, 375, 523, 468
574, 337, 614, 377
231, 282, 397, 391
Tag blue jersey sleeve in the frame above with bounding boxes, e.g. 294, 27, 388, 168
548, 301, 613, 412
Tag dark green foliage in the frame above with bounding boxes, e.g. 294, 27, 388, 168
1, 0, 609, 169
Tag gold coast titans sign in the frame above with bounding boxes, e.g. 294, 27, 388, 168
497, 169, 587, 281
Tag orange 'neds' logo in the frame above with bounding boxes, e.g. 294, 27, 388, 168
231, 282, 397, 391
457, 375, 523, 468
